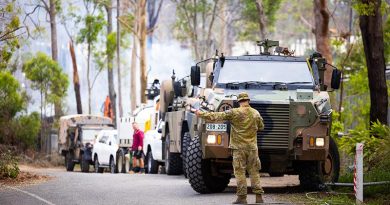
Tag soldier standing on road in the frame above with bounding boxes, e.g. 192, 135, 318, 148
130, 122, 145, 174
196, 92, 265, 204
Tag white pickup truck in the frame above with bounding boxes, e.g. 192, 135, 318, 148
143, 120, 164, 174
92, 130, 119, 173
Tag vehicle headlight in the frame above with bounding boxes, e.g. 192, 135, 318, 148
316, 137, 325, 147
207, 135, 216, 144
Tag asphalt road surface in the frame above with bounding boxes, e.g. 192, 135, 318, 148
0, 167, 302, 205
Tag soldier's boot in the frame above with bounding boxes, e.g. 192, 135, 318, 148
232, 195, 247, 204
255, 194, 264, 203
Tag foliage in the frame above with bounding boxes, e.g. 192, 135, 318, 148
238, 0, 282, 41
14, 112, 41, 149
0, 150, 19, 179
337, 121, 390, 170
77, 13, 106, 46
0, 71, 26, 120
22, 52, 69, 107
0, 0, 22, 71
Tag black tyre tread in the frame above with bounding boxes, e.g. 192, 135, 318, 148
116, 150, 125, 173
66, 152, 75, 172
182, 132, 190, 178
166, 153, 183, 175
94, 156, 104, 173
81, 154, 89, 173
146, 151, 159, 174
186, 136, 230, 194
110, 157, 116, 174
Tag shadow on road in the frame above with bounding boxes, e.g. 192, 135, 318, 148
225, 185, 303, 194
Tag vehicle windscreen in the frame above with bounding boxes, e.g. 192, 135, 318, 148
216, 60, 313, 84
82, 129, 101, 141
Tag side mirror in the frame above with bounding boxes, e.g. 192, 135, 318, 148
208, 72, 214, 84
191, 65, 200, 86
331, 69, 341, 89
109, 141, 112, 146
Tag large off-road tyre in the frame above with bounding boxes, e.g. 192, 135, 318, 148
187, 136, 231, 193
94, 156, 104, 173
165, 134, 183, 175
80, 154, 90, 173
146, 151, 159, 174
159, 80, 174, 119
116, 150, 125, 173
299, 137, 340, 190
110, 157, 116, 174
65, 151, 75, 172
181, 132, 191, 178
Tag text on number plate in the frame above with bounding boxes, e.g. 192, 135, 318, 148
206, 123, 227, 132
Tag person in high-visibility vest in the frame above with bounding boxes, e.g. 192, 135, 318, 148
103, 96, 113, 120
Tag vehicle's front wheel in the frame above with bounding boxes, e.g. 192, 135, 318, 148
146, 151, 159, 174
110, 157, 116, 174
165, 134, 183, 175
80, 153, 90, 173
65, 151, 75, 172
187, 136, 231, 193
94, 156, 104, 173
299, 137, 340, 190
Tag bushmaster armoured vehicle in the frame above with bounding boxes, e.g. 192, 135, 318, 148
159, 40, 342, 193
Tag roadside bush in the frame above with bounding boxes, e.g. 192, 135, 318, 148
14, 112, 41, 149
0, 150, 20, 179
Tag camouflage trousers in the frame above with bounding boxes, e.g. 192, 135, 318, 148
232, 149, 264, 196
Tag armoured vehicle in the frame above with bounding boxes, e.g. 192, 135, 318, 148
59, 115, 114, 172
159, 40, 342, 193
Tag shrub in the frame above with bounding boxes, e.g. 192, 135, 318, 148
0, 149, 19, 179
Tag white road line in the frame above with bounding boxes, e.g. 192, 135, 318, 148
2, 185, 56, 205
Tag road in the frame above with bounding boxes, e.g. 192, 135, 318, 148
0, 166, 303, 205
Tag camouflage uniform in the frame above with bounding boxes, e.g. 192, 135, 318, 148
198, 93, 265, 196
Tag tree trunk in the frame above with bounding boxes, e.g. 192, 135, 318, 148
87, 43, 91, 114
313, 0, 333, 88
106, 2, 117, 127
130, 3, 139, 114
49, 0, 62, 118
255, 0, 267, 40
139, 0, 147, 104
359, 0, 388, 125
69, 40, 83, 114
117, 0, 123, 117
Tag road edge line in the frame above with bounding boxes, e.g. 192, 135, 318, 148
3, 185, 56, 205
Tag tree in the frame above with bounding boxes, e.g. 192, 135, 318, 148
0, 71, 41, 149
146, 0, 163, 46
139, 0, 147, 104
173, 0, 220, 61
240, 0, 282, 41
313, 0, 333, 88
103, 0, 117, 126
23, 52, 68, 150
77, 1, 105, 114
116, 0, 123, 117
22, 52, 69, 117
357, 0, 388, 125
0, 1, 24, 71
60, 4, 83, 114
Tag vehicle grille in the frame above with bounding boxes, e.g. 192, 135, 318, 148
250, 103, 290, 150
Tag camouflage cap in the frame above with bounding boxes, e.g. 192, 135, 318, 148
237, 92, 250, 102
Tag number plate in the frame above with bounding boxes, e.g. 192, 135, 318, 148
206, 123, 227, 132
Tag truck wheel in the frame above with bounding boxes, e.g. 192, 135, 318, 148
299, 137, 340, 190
181, 132, 191, 178
80, 154, 90, 173
117, 150, 125, 173
94, 156, 104, 173
187, 136, 231, 193
165, 134, 183, 175
146, 151, 159, 174
66, 152, 75, 172
110, 157, 116, 174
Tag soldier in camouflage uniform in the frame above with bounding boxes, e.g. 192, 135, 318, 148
196, 92, 265, 204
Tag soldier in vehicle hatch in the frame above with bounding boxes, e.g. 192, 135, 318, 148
195, 92, 265, 204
